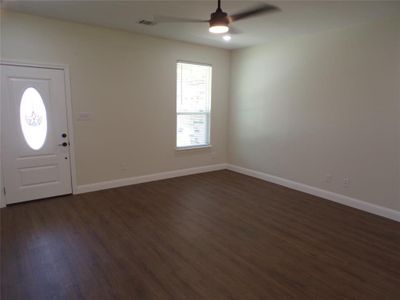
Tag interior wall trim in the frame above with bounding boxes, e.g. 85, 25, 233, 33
76, 163, 228, 194
226, 164, 400, 222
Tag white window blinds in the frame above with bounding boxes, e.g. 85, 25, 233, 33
176, 62, 212, 148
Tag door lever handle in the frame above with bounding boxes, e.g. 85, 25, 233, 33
58, 142, 68, 147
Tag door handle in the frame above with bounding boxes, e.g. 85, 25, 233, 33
58, 142, 68, 147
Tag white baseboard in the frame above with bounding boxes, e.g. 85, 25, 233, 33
227, 164, 400, 222
75, 162, 400, 223
5, 160, 399, 223
76, 163, 228, 194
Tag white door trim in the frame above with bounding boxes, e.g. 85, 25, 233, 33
0, 60, 78, 207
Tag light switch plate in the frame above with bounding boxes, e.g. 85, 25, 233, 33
77, 112, 92, 121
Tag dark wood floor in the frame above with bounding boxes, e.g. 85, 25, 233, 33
1, 170, 400, 299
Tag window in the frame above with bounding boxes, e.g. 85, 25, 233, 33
20, 87, 48, 150
176, 62, 212, 149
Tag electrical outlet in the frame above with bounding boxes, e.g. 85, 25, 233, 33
343, 177, 350, 188
324, 173, 332, 184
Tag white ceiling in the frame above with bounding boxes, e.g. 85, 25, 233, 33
3, 0, 400, 49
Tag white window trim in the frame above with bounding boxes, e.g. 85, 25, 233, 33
176, 61, 212, 150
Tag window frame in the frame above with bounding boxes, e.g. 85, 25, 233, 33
175, 60, 212, 150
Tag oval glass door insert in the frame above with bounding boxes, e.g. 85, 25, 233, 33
20, 87, 48, 150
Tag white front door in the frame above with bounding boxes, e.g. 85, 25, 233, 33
1, 65, 72, 204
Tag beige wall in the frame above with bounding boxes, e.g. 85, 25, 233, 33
2, 11, 400, 214
229, 18, 400, 211
1, 12, 230, 185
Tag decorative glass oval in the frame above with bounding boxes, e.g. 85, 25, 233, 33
20, 87, 48, 150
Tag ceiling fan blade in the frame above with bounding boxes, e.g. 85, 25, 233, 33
229, 4, 280, 22
154, 15, 209, 23
228, 26, 241, 35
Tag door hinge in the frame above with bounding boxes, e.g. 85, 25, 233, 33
3, 187, 5, 195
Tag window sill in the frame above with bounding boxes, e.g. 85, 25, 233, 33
176, 145, 212, 151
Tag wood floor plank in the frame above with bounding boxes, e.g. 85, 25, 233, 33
1, 170, 400, 299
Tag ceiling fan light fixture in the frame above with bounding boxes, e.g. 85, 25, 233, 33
209, 25, 229, 34
209, 6, 229, 34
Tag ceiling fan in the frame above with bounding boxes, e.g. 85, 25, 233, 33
154, 0, 280, 34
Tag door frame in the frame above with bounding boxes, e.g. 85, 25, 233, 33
0, 60, 78, 207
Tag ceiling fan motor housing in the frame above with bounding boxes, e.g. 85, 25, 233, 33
209, 9, 229, 27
